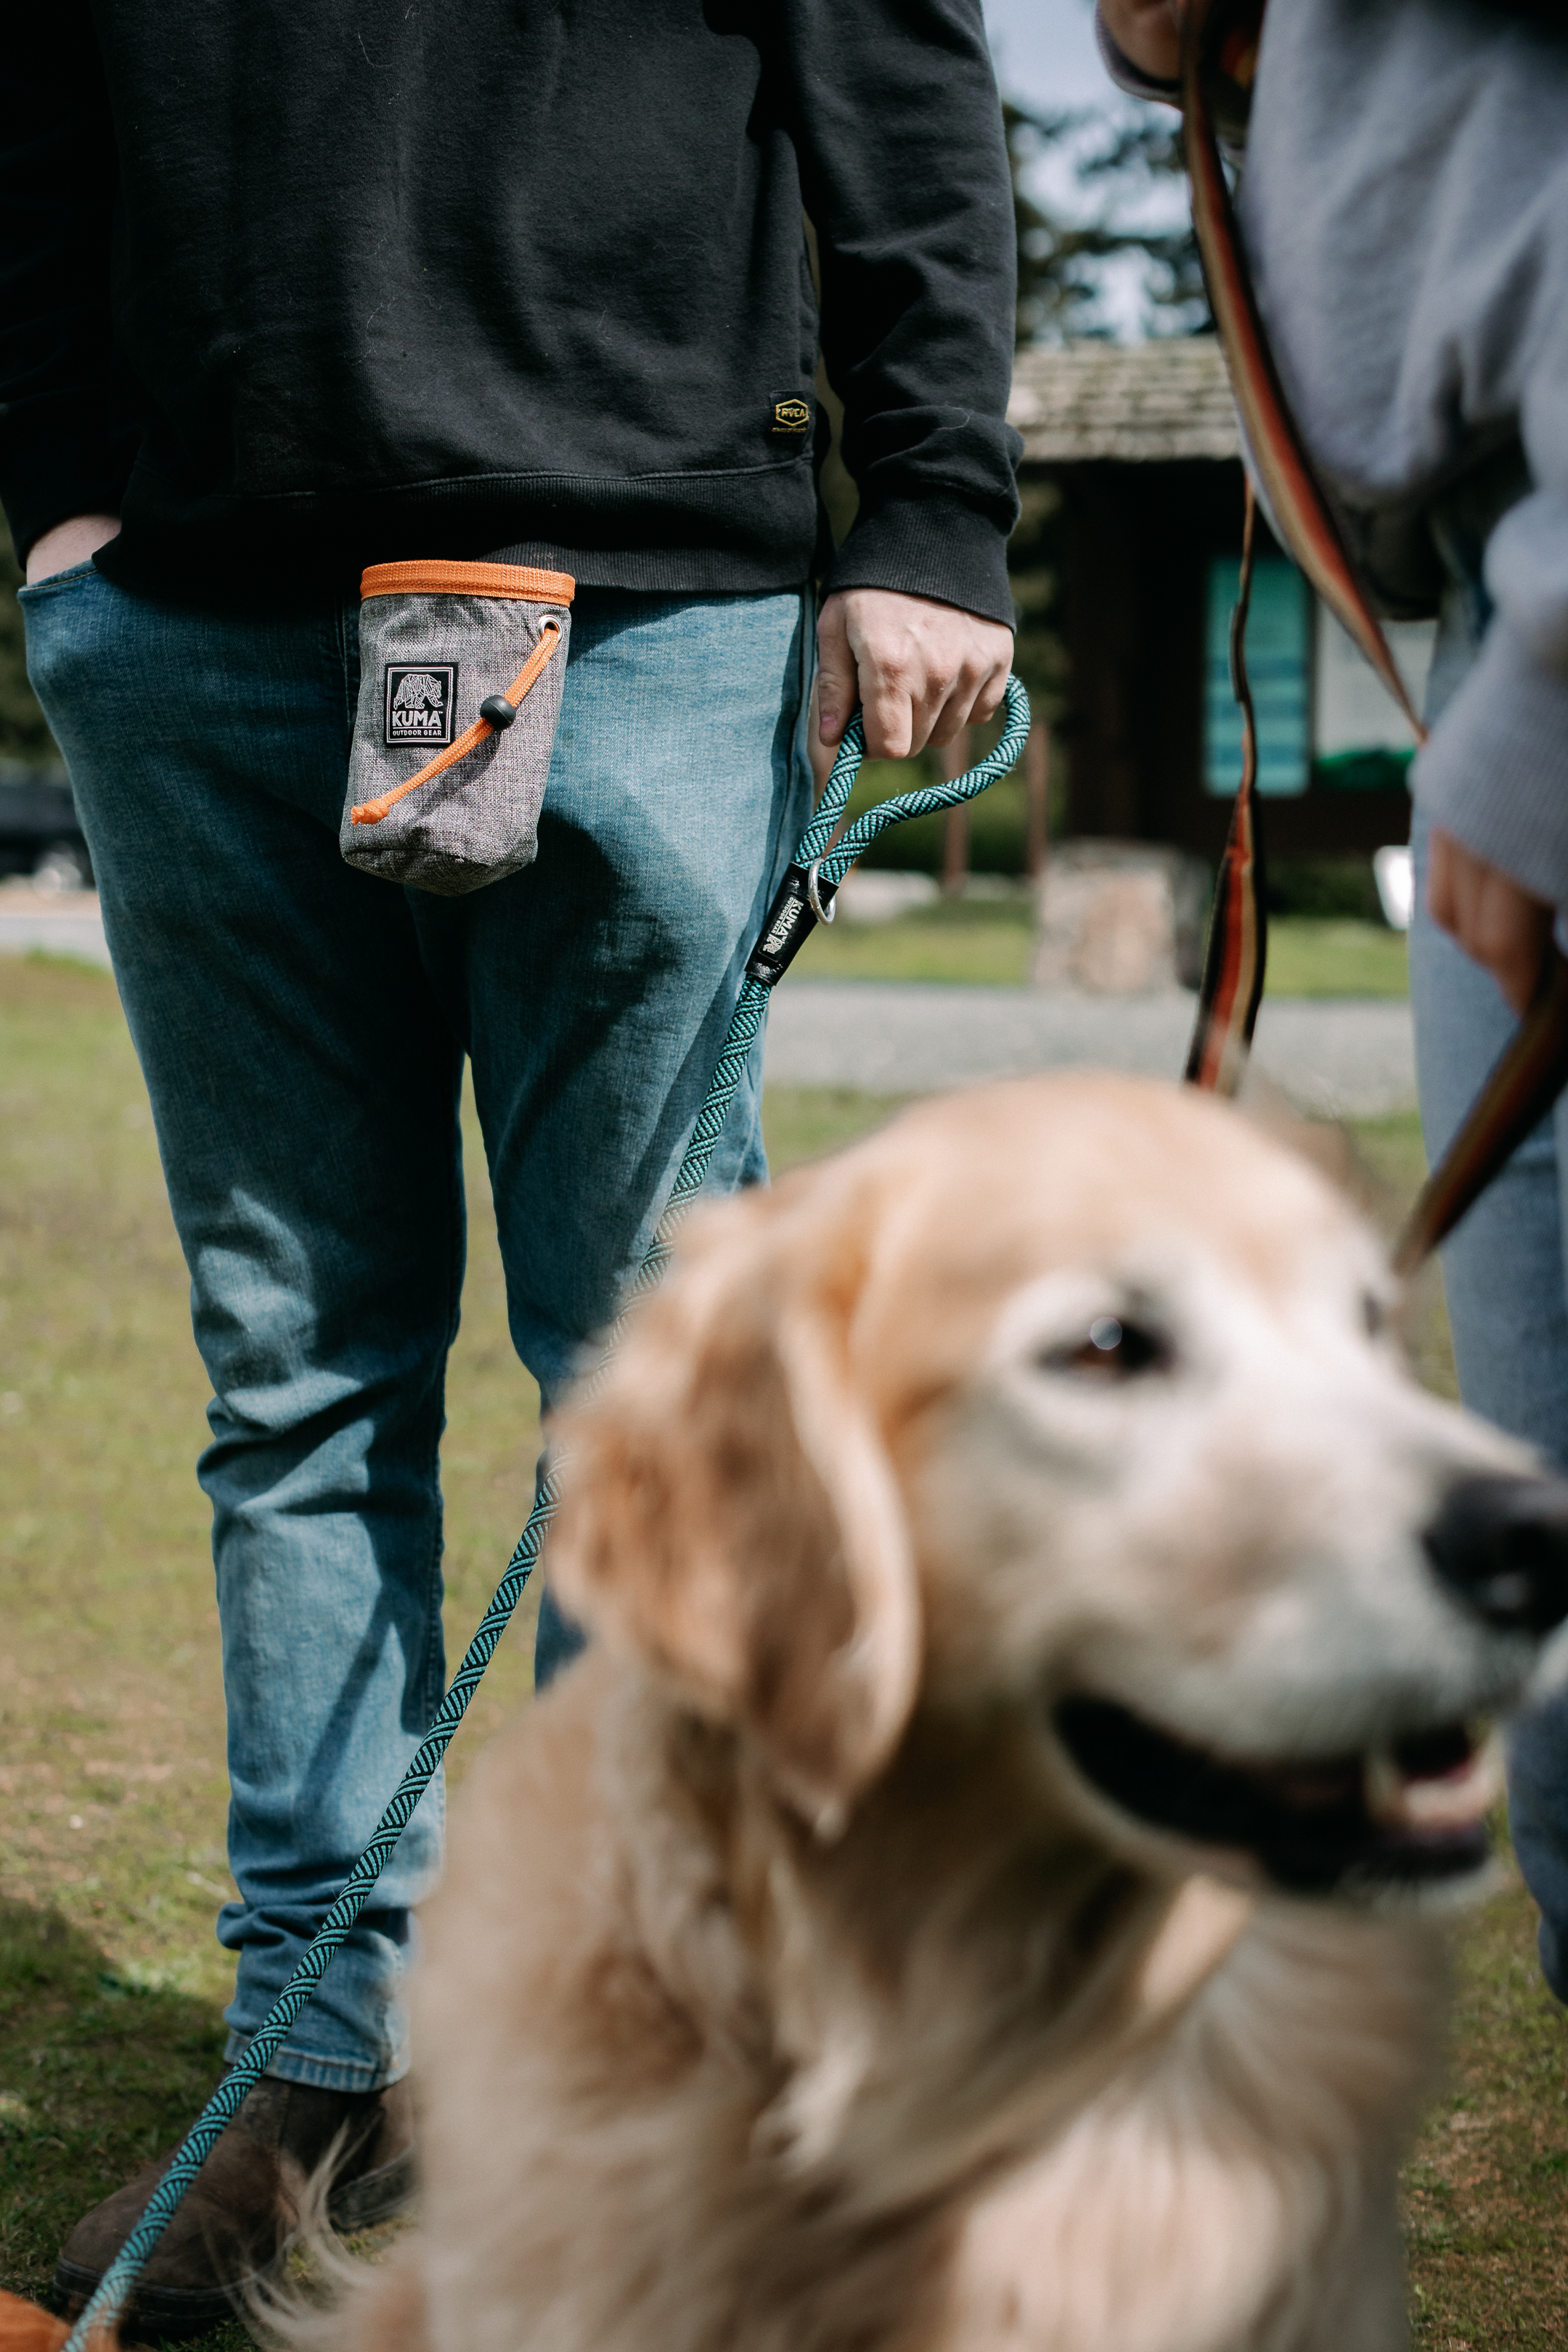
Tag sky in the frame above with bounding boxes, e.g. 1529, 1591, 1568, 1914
981, 0, 1114, 110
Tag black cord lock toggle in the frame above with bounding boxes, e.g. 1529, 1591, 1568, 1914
745, 862, 838, 989
479, 693, 519, 730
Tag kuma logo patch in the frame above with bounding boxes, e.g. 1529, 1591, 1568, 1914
385, 663, 457, 748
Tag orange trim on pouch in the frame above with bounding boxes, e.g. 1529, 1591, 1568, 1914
359, 560, 576, 606
350, 621, 563, 828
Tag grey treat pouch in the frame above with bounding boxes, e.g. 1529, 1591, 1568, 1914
342, 560, 575, 894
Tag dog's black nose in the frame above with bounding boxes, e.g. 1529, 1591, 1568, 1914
1424, 1474, 1568, 1636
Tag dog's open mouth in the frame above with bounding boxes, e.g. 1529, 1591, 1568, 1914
1055, 1696, 1499, 1894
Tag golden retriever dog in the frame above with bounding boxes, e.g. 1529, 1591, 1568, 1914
296, 1073, 1568, 2352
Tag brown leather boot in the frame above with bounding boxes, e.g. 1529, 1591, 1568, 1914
53, 2074, 415, 2340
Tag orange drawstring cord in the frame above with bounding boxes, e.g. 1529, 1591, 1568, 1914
351, 619, 563, 827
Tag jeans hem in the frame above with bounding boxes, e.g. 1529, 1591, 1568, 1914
225, 2029, 408, 2095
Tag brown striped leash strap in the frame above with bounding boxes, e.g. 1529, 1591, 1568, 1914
1177, 0, 1568, 1270
1183, 481, 1265, 1095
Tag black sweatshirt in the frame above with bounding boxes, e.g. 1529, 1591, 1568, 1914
0, 0, 1021, 621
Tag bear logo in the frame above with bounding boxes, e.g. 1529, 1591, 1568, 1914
385, 663, 458, 749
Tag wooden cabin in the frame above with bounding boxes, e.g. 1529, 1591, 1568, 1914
1008, 340, 1424, 860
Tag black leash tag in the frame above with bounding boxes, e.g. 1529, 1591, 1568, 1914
745, 863, 838, 989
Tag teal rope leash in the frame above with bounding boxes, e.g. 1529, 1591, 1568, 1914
65, 672, 1030, 2348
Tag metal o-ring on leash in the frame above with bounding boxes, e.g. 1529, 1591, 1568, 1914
805, 859, 836, 925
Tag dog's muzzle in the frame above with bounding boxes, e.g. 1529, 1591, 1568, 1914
1051, 1474, 1568, 1900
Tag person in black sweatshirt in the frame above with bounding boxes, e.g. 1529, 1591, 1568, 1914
1, 0, 1020, 2329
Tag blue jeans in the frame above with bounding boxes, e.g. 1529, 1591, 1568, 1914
20, 563, 813, 2088
1410, 566, 1568, 2002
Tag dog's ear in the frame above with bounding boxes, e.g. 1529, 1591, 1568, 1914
547, 1179, 920, 1834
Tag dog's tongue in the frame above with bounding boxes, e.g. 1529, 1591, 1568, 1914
1363, 1726, 1500, 1834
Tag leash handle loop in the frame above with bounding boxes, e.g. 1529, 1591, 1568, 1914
743, 675, 1032, 992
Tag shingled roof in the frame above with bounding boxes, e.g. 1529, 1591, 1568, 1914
1006, 339, 1239, 464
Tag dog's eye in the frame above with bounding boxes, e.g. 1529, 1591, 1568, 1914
1043, 1315, 1169, 1383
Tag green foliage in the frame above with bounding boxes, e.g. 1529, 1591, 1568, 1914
1267, 857, 1387, 923
1007, 99, 1208, 348
1314, 747, 1416, 795
1074, 110, 1209, 332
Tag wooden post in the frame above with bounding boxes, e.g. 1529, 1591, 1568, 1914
940, 729, 972, 899
1024, 720, 1050, 881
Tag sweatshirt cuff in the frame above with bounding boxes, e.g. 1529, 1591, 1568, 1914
0, 394, 133, 563
823, 494, 1016, 631
1412, 618, 1568, 909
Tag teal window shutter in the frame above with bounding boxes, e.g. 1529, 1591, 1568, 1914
1204, 556, 1310, 798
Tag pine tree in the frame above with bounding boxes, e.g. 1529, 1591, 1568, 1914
1007, 99, 1208, 348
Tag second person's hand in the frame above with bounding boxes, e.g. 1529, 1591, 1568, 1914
1429, 827, 1554, 1017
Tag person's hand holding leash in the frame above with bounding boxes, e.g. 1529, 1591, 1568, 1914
1429, 828, 1554, 1017
815, 588, 1013, 767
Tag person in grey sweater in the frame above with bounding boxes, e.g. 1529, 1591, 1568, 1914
1099, 0, 1568, 1994
1098, 0, 1568, 992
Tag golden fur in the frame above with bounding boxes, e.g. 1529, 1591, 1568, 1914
290, 1073, 1555, 2352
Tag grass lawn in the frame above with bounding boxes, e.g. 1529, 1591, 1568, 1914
793, 892, 1036, 987
2, 955, 1562, 2348
1267, 914, 1409, 999
791, 898, 1409, 998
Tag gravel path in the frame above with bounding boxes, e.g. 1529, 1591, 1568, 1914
764, 979, 1417, 1118
0, 899, 1417, 1117
0, 896, 113, 969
